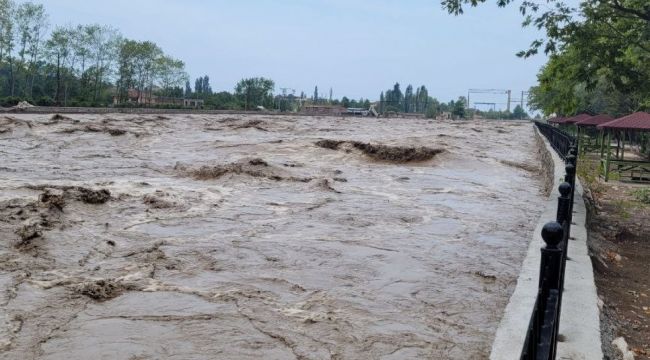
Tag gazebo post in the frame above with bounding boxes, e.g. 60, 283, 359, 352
605, 130, 612, 181
621, 130, 626, 160
599, 129, 606, 158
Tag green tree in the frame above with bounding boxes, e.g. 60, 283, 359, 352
235, 77, 275, 110
184, 80, 192, 97
452, 96, 466, 119
511, 105, 528, 119
404, 84, 413, 113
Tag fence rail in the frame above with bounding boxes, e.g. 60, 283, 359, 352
521, 122, 578, 359
535, 122, 576, 161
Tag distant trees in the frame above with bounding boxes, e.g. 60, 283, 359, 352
235, 77, 275, 110
194, 75, 212, 97
0, 0, 187, 106
379, 82, 435, 115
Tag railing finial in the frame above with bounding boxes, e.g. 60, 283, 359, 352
558, 182, 572, 197
542, 221, 564, 249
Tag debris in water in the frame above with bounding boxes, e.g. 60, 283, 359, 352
39, 190, 66, 211
143, 193, 175, 209
75, 188, 111, 204
499, 160, 539, 173
315, 140, 445, 162
15, 222, 42, 245
50, 114, 69, 121
107, 128, 126, 136
189, 158, 310, 182
75, 279, 131, 301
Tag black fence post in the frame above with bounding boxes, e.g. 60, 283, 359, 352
523, 122, 578, 360
565, 161, 577, 219
556, 182, 572, 225
537, 222, 564, 359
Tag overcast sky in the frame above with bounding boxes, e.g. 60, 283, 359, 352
31, 0, 548, 109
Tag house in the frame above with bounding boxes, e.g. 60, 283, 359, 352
302, 105, 346, 116
114, 89, 204, 108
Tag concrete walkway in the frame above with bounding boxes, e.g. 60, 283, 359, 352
490, 129, 603, 359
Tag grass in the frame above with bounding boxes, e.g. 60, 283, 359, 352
632, 188, 650, 205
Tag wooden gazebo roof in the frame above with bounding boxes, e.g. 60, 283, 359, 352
576, 114, 614, 127
547, 117, 566, 124
564, 113, 592, 124
597, 112, 650, 131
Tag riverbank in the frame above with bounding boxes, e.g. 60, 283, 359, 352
490, 127, 602, 359
579, 157, 650, 359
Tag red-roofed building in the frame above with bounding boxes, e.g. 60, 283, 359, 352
576, 114, 615, 155
597, 112, 650, 182
564, 113, 592, 124
597, 112, 650, 131
576, 114, 614, 127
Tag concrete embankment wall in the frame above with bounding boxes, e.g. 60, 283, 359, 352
490, 128, 603, 359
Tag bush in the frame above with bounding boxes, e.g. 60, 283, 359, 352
632, 188, 650, 204
35, 96, 55, 106
0, 96, 26, 107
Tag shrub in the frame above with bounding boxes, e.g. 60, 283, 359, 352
632, 188, 650, 204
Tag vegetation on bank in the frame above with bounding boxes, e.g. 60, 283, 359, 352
441, 0, 650, 117
0, 0, 531, 119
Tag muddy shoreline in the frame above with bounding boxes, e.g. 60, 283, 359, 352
1, 114, 546, 359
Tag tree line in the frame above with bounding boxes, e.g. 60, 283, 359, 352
0, 0, 189, 107
442, 0, 650, 117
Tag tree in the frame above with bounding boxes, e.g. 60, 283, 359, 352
511, 105, 528, 119
379, 91, 385, 113
341, 96, 350, 108
442, 0, 650, 113
452, 96, 466, 119
404, 84, 414, 113
313, 86, 318, 102
45, 26, 72, 103
235, 77, 275, 110
194, 77, 203, 95
417, 86, 429, 113
15, 1, 48, 98
156, 56, 187, 97
184, 80, 192, 97
202, 75, 212, 95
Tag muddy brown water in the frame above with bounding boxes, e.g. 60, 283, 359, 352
0, 114, 545, 359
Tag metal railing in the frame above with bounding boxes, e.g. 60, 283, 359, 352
535, 122, 576, 161
521, 123, 578, 359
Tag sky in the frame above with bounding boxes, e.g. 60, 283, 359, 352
31, 0, 548, 109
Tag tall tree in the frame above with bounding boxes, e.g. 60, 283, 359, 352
235, 77, 275, 110
184, 80, 192, 97
15, 1, 48, 98
0, 0, 16, 96
313, 86, 318, 102
45, 26, 72, 103
404, 84, 414, 113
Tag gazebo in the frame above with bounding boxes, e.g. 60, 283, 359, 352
597, 112, 650, 182
562, 114, 592, 135
575, 114, 614, 155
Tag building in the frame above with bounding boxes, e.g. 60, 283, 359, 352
114, 89, 204, 108
302, 105, 346, 116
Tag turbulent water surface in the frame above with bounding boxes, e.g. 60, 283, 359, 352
0, 114, 545, 359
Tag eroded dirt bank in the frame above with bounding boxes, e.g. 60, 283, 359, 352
0, 114, 545, 359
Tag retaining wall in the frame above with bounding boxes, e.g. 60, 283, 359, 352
490, 128, 602, 359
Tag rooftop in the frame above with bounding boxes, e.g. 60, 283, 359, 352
597, 112, 650, 130
576, 114, 614, 126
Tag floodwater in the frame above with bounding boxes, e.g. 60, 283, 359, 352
0, 114, 546, 359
